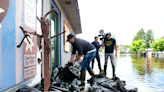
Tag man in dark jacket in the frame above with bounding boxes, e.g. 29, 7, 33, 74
91, 36, 103, 73
67, 34, 96, 86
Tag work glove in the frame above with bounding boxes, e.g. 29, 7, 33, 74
67, 62, 73, 67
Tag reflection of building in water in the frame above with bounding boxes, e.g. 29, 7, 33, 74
147, 56, 152, 69
131, 54, 154, 79
146, 54, 154, 77
147, 50, 152, 69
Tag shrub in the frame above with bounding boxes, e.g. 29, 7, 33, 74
119, 50, 123, 53
138, 48, 147, 55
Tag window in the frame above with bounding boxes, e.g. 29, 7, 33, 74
64, 21, 70, 52
50, 12, 57, 68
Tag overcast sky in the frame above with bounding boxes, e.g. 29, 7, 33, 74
77, 0, 164, 45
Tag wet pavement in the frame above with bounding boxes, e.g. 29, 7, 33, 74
85, 54, 164, 92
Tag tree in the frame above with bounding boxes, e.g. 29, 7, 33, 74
151, 38, 164, 52
138, 48, 147, 55
122, 45, 131, 49
133, 28, 146, 41
146, 29, 154, 47
130, 39, 146, 53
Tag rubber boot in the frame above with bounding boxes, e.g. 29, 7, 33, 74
101, 65, 107, 77
112, 66, 116, 78
87, 69, 95, 76
98, 63, 103, 74
79, 71, 86, 86
87, 69, 95, 83
92, 62, 94, 69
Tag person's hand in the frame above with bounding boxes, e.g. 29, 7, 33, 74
70, 59, 74, 63
71, 60, 76, 64
99, 45, 102, 47
68, 62, 73, 66
115, 53, 117, 57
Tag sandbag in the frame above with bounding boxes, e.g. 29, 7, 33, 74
88, 76, 138, 92
16, 85, 40, 92
89, 75, 109, 84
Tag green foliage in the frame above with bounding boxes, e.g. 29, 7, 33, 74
146, 29, 154, 41
121, 45, 131, 48
146, 29, 154, 47
130, 39, 146, 53
133, 28, 146, 41
132, 28, 154, 48
140, 42, 146, 48
138, 48, 147, 55
151, 38, 164, 51
119, 50, 123, 53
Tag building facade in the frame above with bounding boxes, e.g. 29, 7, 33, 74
0, 0, 82, 91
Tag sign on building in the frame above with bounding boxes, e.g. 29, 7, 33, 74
23, 0, 37, 80
24, 0, 36, 29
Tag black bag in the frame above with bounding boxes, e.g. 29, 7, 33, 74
58, 66, 77, 82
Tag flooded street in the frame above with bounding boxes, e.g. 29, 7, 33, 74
86, 54, 164, 92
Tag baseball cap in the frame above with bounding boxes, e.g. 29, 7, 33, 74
106, 32, 111, 36
66, 34, 74, 42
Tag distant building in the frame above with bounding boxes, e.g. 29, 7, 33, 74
117, 46, 130, 53
117, 46, 126, 52
146, 48, 153, 52
126, 48, 130, 52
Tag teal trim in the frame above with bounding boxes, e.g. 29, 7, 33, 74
50, 1, 61, 75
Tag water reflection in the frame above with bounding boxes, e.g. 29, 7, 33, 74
90, 54, 164, 92
119, 54, 164, 92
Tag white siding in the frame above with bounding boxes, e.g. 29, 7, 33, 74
27, 0, 43, 86
54, 0, 76, 67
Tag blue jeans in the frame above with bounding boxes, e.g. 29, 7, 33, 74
81, 51, 96, 71
92, 53, 100, 63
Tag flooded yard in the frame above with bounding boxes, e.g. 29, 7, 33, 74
85, 54, 164, 92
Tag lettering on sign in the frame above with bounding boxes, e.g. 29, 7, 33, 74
25, 0, 36, 29
24, 66, 36, 79
24, 54, 36, 67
